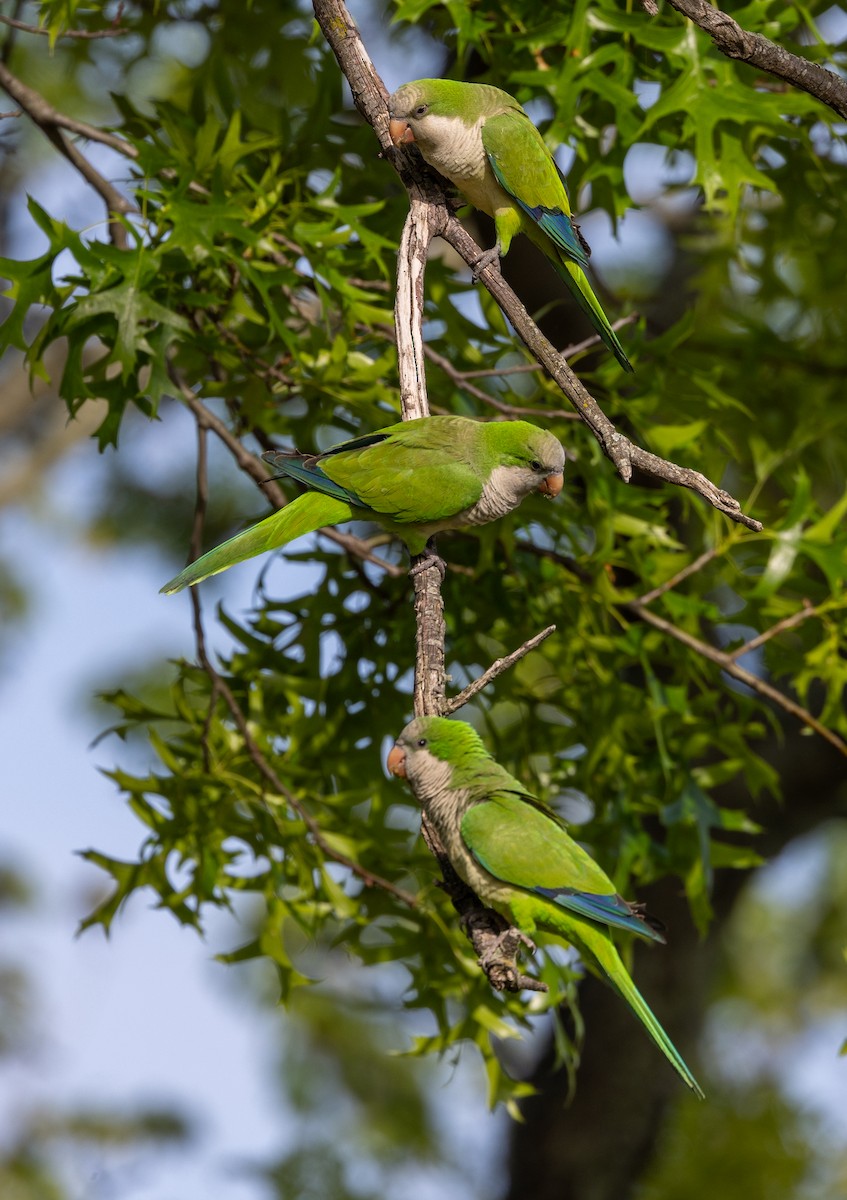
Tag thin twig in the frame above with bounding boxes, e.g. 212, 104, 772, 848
187, 413, 221, 776
453, 317, 638, 380
195, 642, 419, 906
661, 0, 847, 121
0, 14, 128, 39
522, 540, 845, 757
423, 339, 580, 421
168, 366, 404, 577
0, 60, 135, 246
726, 600, 817, 661
635, 546, 723, 605
182, 406, 416, 902
626, 600, 847, 757
444, 625, 557, 715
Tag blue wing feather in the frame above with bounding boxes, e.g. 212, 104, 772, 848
487, 153, 590, 270
532, 886, 666, 943
262, 452, 367, 508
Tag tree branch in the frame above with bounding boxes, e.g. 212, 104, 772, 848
0, 14, 129, 40
441, 217, 763, 532
625, 599, 847, 758
660, 0, 847, 121
444, 625, 557, 715
0, 60, 136, 246
313, 0, 553, 992
522, 540, 847, 757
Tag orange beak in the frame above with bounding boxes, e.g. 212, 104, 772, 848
538, 472, 563, 498
387, 744, 407, 778
389, 117, 415, 146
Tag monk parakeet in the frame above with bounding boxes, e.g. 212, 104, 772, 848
388, 79, 633, 373
161, 415, 564, 593
388, 716, 703, 1097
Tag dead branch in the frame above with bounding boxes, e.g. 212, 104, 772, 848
444, 625, 557, 715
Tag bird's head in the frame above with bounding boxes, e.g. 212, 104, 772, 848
388, 78, 485, 151
388, 716, 489, 797
493, 422, 566, 500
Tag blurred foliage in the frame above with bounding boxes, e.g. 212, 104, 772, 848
638, 822, 847, 1200
0, 861, 192, 1200
1, 0, 846, 1117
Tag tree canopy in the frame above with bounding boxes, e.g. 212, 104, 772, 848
1, 1, 846, 1195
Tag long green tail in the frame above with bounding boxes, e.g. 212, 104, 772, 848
160, 493, 357, 594
582, 924, 704, 1098
533, 231, 633, 372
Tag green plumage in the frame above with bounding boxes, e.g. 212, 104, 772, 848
391, 716, 704, 1098
388, 79, 633, 371
161, 415, 565, 593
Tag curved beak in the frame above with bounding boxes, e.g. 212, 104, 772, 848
389, 117, 415, 146
538, 472, 563, 498
387, 743, 407, 778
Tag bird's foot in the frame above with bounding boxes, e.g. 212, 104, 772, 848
408, 545, 446, 581
477, 925, 536, 970
471, 244, 502, 283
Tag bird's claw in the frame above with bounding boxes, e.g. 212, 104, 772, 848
408, 550, 446, 581
471, 245, 502, 283
477, 926, 535, 970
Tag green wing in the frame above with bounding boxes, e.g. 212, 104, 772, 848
482, 109, 589, 270
461, 792, 663, 942
318, 419, 486, 524
482, 111, 633, 373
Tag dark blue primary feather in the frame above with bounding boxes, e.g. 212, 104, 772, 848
262, 452, 367, 508
532, 886, 666, 943
487, 153, 590, 270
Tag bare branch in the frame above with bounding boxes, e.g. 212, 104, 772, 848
726, 599, 818, 661
0, 14, 128, 40
661, 0, 847, 121
445, 625, 557, 715
635, 546, 723, 605
441, 217, 763, 533
523, 540, 846, 757
0, 61, 137, 157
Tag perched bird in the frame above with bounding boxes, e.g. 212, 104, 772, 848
388, 716, 704, 1097
388, 78, 632, 372
161, 415, 565, 593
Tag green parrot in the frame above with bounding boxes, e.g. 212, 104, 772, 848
388, 716, 704, 1098
161, 415, 565, 593
388, 79, 633, 373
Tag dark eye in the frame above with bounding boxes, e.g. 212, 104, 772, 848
414, 104, 428, 117
417, 737, 428, 747
530, 460, 544, 472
